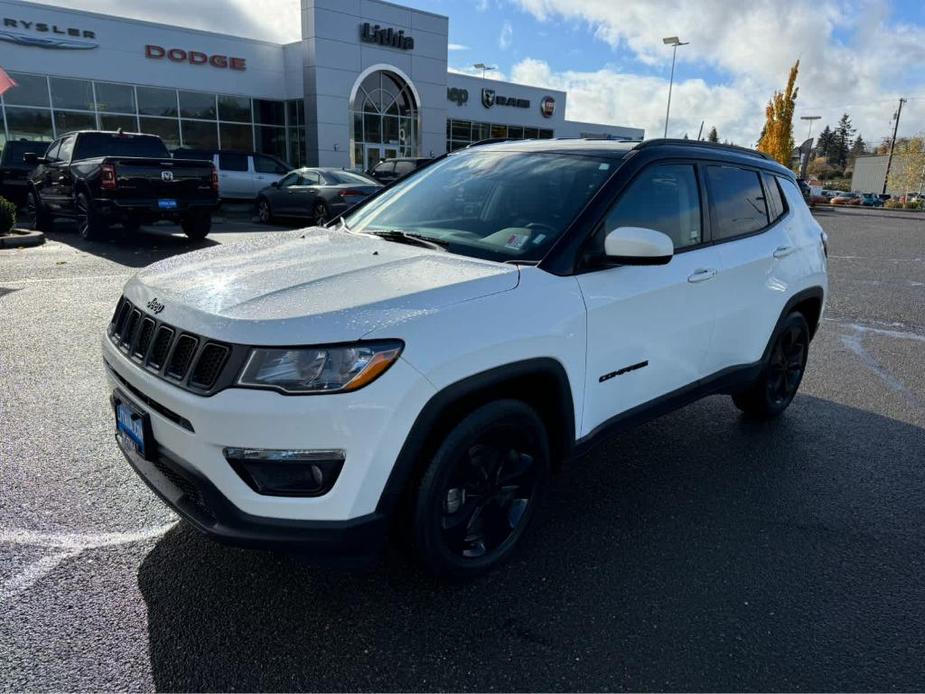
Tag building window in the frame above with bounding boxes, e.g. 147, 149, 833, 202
349, 70, 418, 171
54, 111, 97, 134
179, 91, 217, 120
218, 95, 251, 123
137, 87, 178, 117
139, 116, 180, 150
219, 122, 253, 151
100, 114, 139, 132
5, 107, 53, 140
4, 73, 50, 108
254, 99, 285, 126
256, 125, 286, 160
94, 82, 135, 115
181, 119, 218, 149
50, 78, 95, 112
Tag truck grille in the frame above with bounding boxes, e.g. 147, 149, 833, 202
108, 296, 235, 395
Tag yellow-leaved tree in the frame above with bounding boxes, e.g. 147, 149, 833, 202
757, 60, 800, 166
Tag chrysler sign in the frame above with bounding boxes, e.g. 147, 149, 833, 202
0, 18, 98, 49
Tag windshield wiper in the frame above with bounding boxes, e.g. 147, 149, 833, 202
367, 230, 447, 251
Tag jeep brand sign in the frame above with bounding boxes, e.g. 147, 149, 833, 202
540, 96, 555, 118
481, 88, 529, 110
360, 23, 414, 50
145, 44, 246, 70
0, 17, 97, 49
447, 87, 468, 106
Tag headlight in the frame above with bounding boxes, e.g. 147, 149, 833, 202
237, 340, 403, 394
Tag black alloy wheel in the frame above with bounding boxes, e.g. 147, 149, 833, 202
257, 198, 273, 224
76, 193, 105, 241
312, 200, 328, 226
26, 190, 52, 232
413, 400, 550, 578
733, 312, 810, 417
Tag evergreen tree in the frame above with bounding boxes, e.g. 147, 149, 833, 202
707, 126, 719, 143
816, 125, 835, 162
850, 134, 867, 157
832, 113, 855, 169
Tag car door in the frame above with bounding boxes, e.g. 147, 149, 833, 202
32, 139, 60, 208
52, 134, 78, 212
268, 172, 302, 215
576, 162, 722, 434
700, 166, 794, 374
285, 170, 322, 217
217, 152, 251, 199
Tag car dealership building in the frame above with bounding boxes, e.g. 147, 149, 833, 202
0, 0, 643, 171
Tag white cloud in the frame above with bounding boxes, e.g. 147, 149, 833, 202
511, 0, 925, 143
476, 0, 490, 11
448, 43, 470, 51
499, 20, 513, 49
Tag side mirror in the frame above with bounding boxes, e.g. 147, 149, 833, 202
23, 152, 41, 165
604, 226, 674, 265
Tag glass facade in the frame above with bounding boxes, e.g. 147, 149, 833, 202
350, 70, 419, 171
446, 119, 553, 152
0, 71, 306, 166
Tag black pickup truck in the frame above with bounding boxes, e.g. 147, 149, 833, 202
24, 130, 219, 241
1, 139, 46, 205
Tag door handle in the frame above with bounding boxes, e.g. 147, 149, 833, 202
687, 268, 717, 283
773, 245, 797, 259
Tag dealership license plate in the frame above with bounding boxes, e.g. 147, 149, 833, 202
114, 394, 150, 459
158, 199, 178, 209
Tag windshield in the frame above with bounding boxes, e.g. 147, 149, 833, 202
73, 133, 170, 160
343, 150, 617, 262
325, 170, 379, 185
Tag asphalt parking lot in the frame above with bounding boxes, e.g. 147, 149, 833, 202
1, 207, 924, 691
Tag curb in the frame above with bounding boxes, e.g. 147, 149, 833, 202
0, 228, 46, 249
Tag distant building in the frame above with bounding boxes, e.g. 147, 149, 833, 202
852, 154, 925, 195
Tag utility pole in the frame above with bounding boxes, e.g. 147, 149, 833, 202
882, 97, 906, 196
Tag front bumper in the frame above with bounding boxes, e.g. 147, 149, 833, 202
103, 335, 436, 553
114, 429, 387, 559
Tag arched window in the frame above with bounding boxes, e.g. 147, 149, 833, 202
350, 69, 418, 170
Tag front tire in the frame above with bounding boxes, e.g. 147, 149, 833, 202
311, 200, 329, 226
733, 312, 810, 418
25, 189, 53, 232
76, 192, 107, 240
181, 211, 211, 241
411, 399, 550, 579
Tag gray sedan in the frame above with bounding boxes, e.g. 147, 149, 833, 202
256, 168, 381, 225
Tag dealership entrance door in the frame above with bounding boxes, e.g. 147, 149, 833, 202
350, 69, 418, 171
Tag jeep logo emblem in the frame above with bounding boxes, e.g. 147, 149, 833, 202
146, 298, 165, 314
160, 170, 174, 182
447, 87, 468, 106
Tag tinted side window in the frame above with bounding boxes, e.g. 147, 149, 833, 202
301, 171, 321, 185
762, 172, 785, 222
57, 136, 76, 162
44, 141, 62, 163
373, 161, 394, 175
706, 166, 769, 239
255, 155, 287, 174
394, 160, 415, 175
605, 164, 703, 250
219, 153, 248, 172
277, 172, 300, 188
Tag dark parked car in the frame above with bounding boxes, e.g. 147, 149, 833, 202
861, 192, 883, 207
256, 168, 381, 225
366, 157, 431, 185
25, 130, 219, 241
1, 139, 48, 205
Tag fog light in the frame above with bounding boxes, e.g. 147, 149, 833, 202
223, 448, 345, 497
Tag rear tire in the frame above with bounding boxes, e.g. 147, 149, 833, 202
732, 312, 810, 418
181, 211, 211, 241
312, 200, 329, 226
411, 399, 550, 579
256, 197, 274, 224
76, 192, 107, 241
25, 189, 53, 232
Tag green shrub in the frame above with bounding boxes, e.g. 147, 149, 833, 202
0, 196, 15, 235
884, 199, 903, 209
903, 201, 922, 210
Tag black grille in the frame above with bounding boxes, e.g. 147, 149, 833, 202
148, 326, 174, 369
108, 297, 237, 395
121, 308, 141, 349
189, 343, 229, 389
166, 334, 198, 380
152, 456, 215, 523
133, 317, 156, 359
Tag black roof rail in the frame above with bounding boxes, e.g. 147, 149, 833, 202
466, 137, 512, 148
633, 138, 772, 161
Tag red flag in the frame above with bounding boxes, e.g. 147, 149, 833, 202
0, 67, 17, 96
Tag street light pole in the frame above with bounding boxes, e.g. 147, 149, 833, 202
474, 63, 496, 80
662, 36, 689, 139
800, 115, 821, 141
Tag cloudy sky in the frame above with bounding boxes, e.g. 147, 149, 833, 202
36, 0, 925, 146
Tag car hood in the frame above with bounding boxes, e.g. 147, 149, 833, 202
123, 228, 519, 345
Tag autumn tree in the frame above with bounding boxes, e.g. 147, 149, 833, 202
707, 126, 719, 143
757, 60, 799, 166
887, 136, 925, 196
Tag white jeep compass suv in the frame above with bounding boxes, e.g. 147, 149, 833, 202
103, 139, 827, 577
